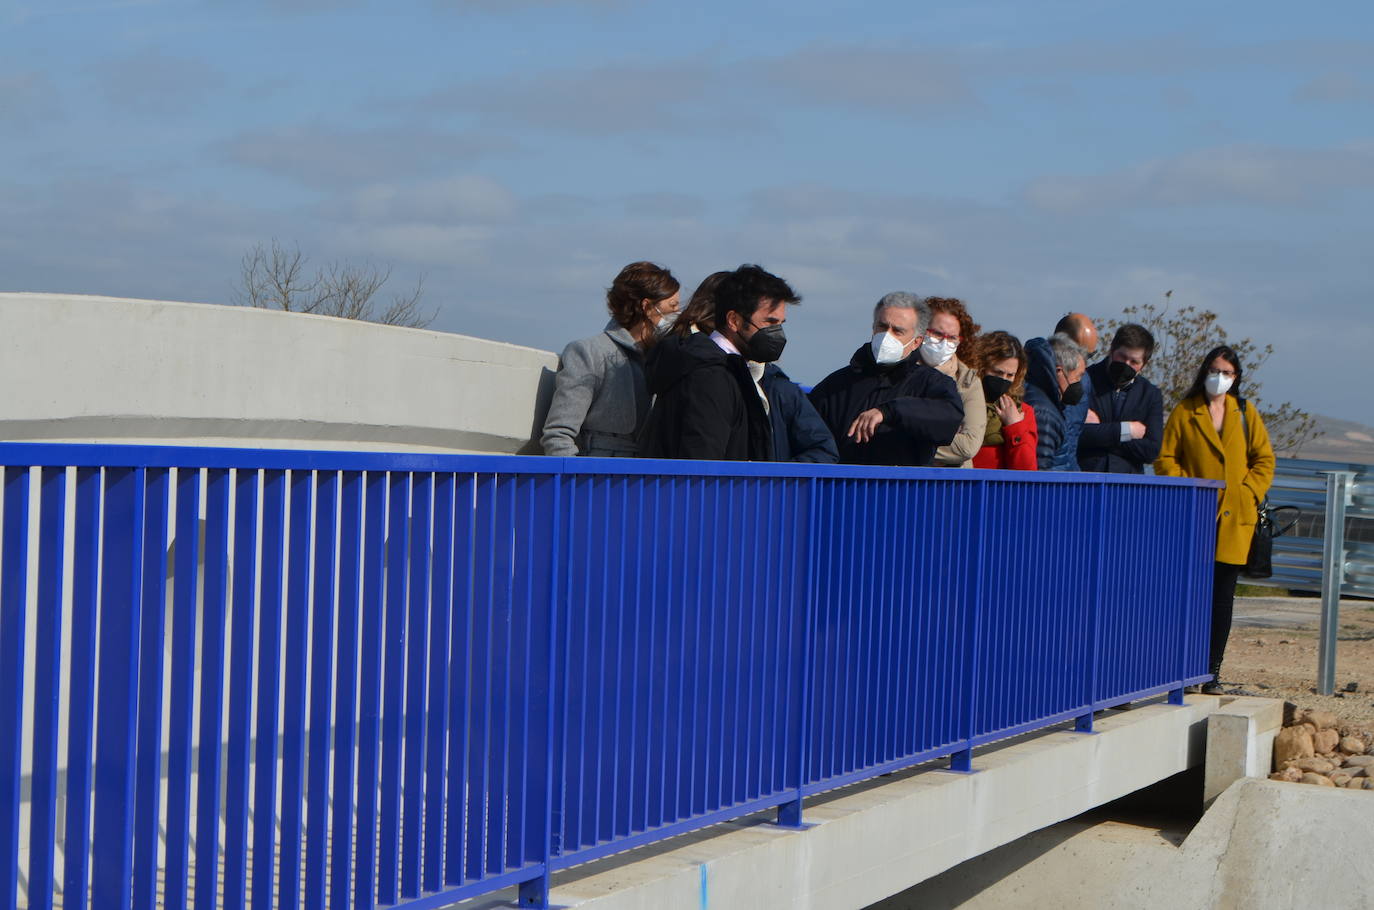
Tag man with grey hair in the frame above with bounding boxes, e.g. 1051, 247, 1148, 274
808, 292, 964, 466
1021, 331, 1088, 471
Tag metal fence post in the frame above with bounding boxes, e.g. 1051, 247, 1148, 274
1318, 471, 1355, 696
1076, 482, 1109, 733
949, 477, 987, 773
777, 475, 820, 827
519, 472, 562, 909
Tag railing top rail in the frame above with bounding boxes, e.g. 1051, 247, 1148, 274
0, 440, 1225, 488
1277, 455, 1374, 476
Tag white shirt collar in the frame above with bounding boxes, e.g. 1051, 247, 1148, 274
709, 329, 741, 356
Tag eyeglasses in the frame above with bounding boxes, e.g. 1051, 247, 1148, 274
925, 328, 959, 344
1208, 369, 1236, 379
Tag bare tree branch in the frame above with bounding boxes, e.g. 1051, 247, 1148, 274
233, 239, 434, 330
1094, 295, 1323, 456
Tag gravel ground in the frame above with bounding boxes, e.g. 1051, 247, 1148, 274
1223, 595, 1374, 729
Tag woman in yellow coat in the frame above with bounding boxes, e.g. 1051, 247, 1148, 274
1155, 345, 1275, 694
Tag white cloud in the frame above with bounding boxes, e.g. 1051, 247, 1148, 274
1023, 143, 1374, 212
225, 125, 516, 187
0, 70, 59, 124
760, 45, 977, 113
89, 51, 222, 116
1293, 72, 1374, 104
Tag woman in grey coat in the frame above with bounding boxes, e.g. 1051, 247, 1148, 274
541, 261, 681, 456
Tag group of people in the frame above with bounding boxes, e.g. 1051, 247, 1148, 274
540, 262, 1276, 691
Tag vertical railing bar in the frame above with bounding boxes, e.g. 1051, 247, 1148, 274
444, 474, 475, 885
514, 480, 537, 874
194, 469, 232, 910
464, 474, 493, 882
277, 471, 315, 910
422, 473, 455, 892
1077, 482, 1111, 732
378, 471, 410, 903
950, 479, 987, 772
353, 470, 389, 910
252, 469, 288, 910
608, 477, 625, 838
655, 477, 673, 827
399, 472, 433, 897
778, 475, 819, 826
61, 467, 102, 910
329, 471, 364, 910
304, 471, 340, 910
131, 468, 170, 910
646, 476, 664, 829
516, 470, 557, 910
26, 466, 68, 910
91, 466, 145, 910
0, 466, 33, 910
555, 475, 579, 859
163, 467, 201, 910
223, 469, 262, 910
492, 477, 514, 871
519, 471, 561, 908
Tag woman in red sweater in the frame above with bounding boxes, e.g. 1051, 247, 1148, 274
970, 331, 1038, 471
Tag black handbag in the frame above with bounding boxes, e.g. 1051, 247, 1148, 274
1243, 502, 1301, 578
1237, 399, 1299, 579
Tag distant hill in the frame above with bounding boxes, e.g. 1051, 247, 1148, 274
1290, 414, 1374, 466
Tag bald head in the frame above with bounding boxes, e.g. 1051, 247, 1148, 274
1055, 313, 1099, 353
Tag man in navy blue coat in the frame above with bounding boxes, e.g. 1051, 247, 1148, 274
1076, 323, 1164, 474
808, 292, 963, 467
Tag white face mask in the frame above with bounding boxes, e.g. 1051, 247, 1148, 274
871, 331, 908, 365
655, 309, 679, 334
1204, 371, 1234, 398
919, 335, 958, 367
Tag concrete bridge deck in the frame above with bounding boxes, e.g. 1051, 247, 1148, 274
457, 695, 1280, 910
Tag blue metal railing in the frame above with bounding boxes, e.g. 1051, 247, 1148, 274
0, 443, 1220, 910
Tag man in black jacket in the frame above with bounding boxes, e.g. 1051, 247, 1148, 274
1077, 323, 1164, 473
808, 292, 964, 466
639, 265, 798, 461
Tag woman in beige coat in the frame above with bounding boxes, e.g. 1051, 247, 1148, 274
1155, 345, 1275, 693
923, 297, 987, 467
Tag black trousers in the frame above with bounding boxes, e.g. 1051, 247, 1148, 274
1209, 562, 1242, 678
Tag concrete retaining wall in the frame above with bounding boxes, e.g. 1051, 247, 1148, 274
0, 293, 559, 453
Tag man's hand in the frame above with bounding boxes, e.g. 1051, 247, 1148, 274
1127, 420, 1147, 440
847, 408, 885, 444
1085, 409, 1101, 425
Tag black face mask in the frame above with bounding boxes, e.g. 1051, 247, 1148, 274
742, 324, 787, 363
1061, 379, 1084, 406
982, 375, 1012, 403
1107, 360, 1137, 389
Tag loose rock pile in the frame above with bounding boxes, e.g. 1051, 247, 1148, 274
1271, 708, 1374, 789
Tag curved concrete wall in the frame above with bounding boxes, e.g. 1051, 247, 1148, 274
0, 293, 558, 453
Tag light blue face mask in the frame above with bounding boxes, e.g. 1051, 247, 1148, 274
655, 309, 679, 334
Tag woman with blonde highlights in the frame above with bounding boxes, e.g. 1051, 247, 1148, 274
969, 331, 1038, 471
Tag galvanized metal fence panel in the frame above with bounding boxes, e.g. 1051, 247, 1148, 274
1262, 456, 1374, 598
0, 444, 1219, 910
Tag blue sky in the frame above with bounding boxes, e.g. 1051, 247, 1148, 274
3, 0, 1372, 426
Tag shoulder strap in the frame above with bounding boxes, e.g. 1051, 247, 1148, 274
1237, 395, 1249, 441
